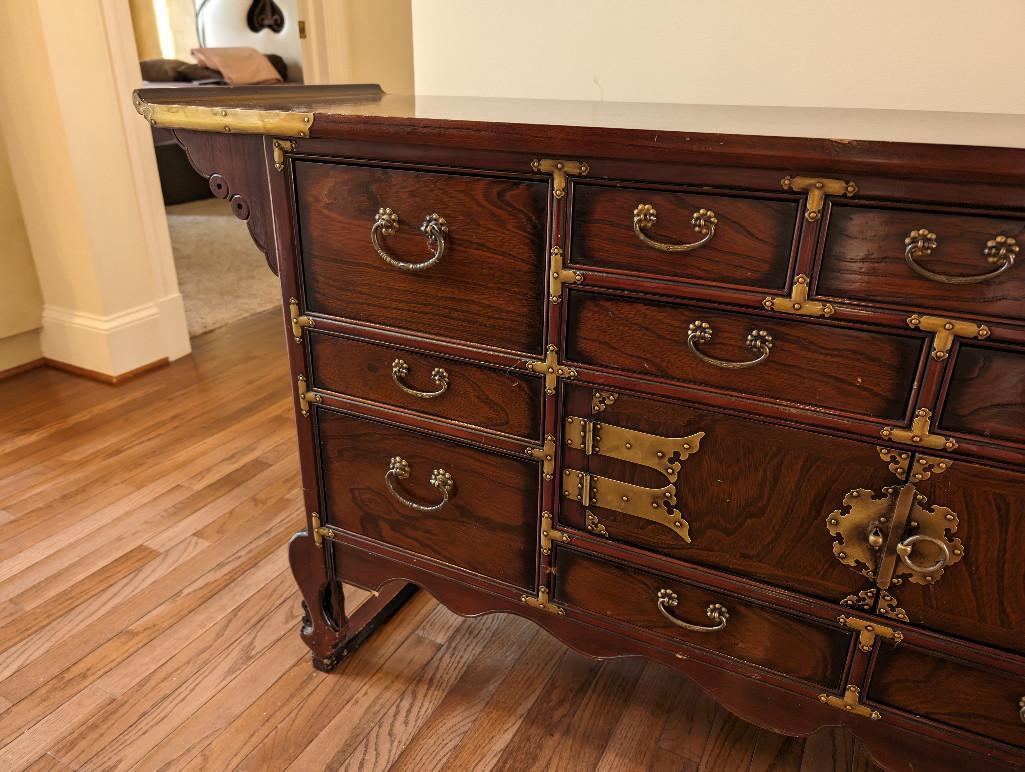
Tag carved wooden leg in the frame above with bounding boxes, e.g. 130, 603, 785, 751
288, 530, 417, 672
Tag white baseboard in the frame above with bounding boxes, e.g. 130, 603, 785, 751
41, 302, 169, 377
154, 292, 192, 361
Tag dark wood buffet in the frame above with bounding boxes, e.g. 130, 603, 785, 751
134, 84, 1025, 771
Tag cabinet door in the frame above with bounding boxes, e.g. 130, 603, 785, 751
558, 384, 888, 603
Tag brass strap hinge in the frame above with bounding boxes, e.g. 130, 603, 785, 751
563, 469, 691, 542
273, 139, 297, 172
540, 511, 570, 555
288, 298, 315, 342
520, 585, 565, 615
818, 685, 881, 721
548, 246, 582, 303
310, 512, 334, 548
526, 435, 556, 480
526, 345, 577, 396
563, 416, 703, 479
781, 175, 857, 222
838, 615, 904, 652
907, 314, 990, 361
763, 274, 835, 317
531, 158, 589, 199
880, 408, 957, 451
297, 374, 321, 417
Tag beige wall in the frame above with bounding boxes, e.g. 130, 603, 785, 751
411, 1, 1025, 114
0, 127, 44, 370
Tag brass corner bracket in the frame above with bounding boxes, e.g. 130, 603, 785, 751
838, 615, 903, 652
531, 158, 589, 199
526, 435, 557, 480
549, 246, 582, 303
288, 298, 315, 342
273, 139, 297, 172
540, 511, 570, 555
526, 345, 577, 396
818, 685, 881, 721
297, 374, 321, 417
876, 446, 911, 479
133, 94, 314, 138
880, 408, 957, 451
907, 314, 990, 361
763, 274, 834, 317
585, 511, 609, 537
310, 512, 333, 548
592, 391, 618, 413
781, 175, 857, 222
520, 586, 565, 615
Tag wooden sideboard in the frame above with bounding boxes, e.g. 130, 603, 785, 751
134, 84, 1025, 771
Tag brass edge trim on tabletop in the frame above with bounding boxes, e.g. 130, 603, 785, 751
134, 95, 314, 137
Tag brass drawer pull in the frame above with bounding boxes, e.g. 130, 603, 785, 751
895, 534, 950, 575
687, 321, 773, 369
633, 203, 717, 252
904, 229, 1018, 284
391, 358, 449, 399
384, 456, 455, 512
656, 589, 728, 632
371, 207, 449, 272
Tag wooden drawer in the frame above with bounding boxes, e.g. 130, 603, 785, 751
819, 204, 1025, 323
566, 291, 922, 420
559, 384, 887, 603
869, 647, 1025, 748
296, 161, 548, 353
939, 342, 1025, 448
553, 550, 850, 688
308, 333, 544, 442
318, 410, 538, 589
570, 182, 798, 291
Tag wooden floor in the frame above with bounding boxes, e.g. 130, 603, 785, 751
0, 309, 880, 771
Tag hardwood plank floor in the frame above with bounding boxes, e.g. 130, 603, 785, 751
0, 309, 881, 771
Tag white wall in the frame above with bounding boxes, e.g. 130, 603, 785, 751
412, 1, 1025, 114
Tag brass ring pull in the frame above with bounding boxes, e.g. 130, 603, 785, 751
633, 203, 717, 252
656, 589, 728, 633
904, 229, 1018, 284
384, 456, 455, 512
895, 534, 950, 574
687, 321, 773, 369
391, 358, 449, 399
371, 208, 449, 272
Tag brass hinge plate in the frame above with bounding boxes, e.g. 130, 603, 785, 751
763, 274, 834, 317
540, 511, 570, 555
781, 175, 857, 222
563, 416, 703, 480
531, 158, 589, 199
526, 345, 577, 396
907, 314, 990, 361
548, 246, 582, 304
881, 408, 957, 451
520, 586, 565, 615
297, 374, 321, 417
563, 469, 691, 542
273, 139, 297, 172
818, 685, 881, 721
288, 298, 315, 342
526, 435, 557, 480
838, 614, 903, 652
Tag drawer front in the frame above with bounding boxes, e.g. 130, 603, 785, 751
869, 647, 1025, 748
939, 343, 1025, 447
309, 333, 544, 441
819, 205, 1025, 322
566, 292, 922, 420
553, 550, 850, 688
318, 410, 538, 589
296, 161, 548, 353
889, 459, 1025, 654
559, 385, 887, 603
570, 183, 798, 291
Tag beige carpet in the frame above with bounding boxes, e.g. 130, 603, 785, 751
166, 198, 281, 337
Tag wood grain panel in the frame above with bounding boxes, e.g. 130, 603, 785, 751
894, 459, 1025, 654
318, 410, 538, 589
296, 161, 547, 353
553, 550, 850, 688
869, 647, 1025, 748
819, 205, 1025, 322
571, 182, 798, 291
566, 292, 922, 420
940, 344, 1025, 447
561, 385, 885, 602
309, 332, 543, 441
